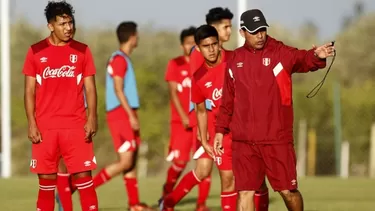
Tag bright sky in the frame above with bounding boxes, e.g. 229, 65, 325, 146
3, 0, 375, 40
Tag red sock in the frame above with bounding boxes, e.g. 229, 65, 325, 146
221, 191, 237, 211
255, 189, 269, 211
164, 162, 186, 195
164, 170, 200, 208
93, 168, 111, 189
197, 176, 211, 205
124, 177, 140, 206
57, 173, 73, 211
74, 176, 98, 211
37, 178, 56, 211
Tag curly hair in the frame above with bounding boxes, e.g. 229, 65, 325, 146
44, 1, 75, 23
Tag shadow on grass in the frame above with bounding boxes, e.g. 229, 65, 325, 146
99, 207, 125, 211
175, 206, 222, 211
97, 194, 281, 211
177, 194, 278, 207
179, 194, 220, 206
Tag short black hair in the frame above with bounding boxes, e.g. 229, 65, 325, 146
116, 21, 137, 44
44, 1, 74, 23
206, 7, 234, 25
194, 25, 219, 45
180, 26, 196, 44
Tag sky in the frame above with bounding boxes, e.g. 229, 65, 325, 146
2, 0, 375, 40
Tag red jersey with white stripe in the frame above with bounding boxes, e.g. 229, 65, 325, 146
22, 38, 96, 130
191, 50, 232, 124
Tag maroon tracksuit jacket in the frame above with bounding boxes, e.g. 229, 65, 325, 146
215, 36, 327, 144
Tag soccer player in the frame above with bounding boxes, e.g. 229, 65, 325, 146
160, 24, 235, 211
187, 7, 269, 210
214, 9, 335, 211
55, 16, 78, 211
162, 26, 211, 210
91, 21, 153, 211
23, 1, 98, 211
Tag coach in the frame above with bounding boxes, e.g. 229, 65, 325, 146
213, 9, 335, 211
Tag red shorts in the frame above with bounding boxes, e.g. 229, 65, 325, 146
232, 141, 298, 191
107, 119, 140, 153
166, 122, 193, 162
192, 126, 232, 171
30, 128, 96, 174
107, 108, 141, 153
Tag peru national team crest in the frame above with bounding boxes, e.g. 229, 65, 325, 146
70, 54, 78, 63
181, 70, 188, 76
263, 58, 271, 66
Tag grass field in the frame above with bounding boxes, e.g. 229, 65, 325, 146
0, 176, 374, 211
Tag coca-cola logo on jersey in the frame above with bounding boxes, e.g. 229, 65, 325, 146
43, 65, 76, 79
212, 88, 222, 100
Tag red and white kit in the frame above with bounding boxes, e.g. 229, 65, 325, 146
165, 56, 194, 162
23, 38, 97, 174
190, 50, 233, 170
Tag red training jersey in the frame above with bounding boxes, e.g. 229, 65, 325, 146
22, 38, 96, 130
216, 36, 327, 143
165, 56, 191, 123
106, 54, 130, 121
191, 50, 232, 125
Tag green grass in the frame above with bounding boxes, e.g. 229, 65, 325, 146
0, 176, 374, 211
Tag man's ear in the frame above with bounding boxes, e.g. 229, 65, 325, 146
47, 22, 54, 32
239, 29, 245, 38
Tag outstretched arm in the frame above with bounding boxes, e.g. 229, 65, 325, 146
282, 42, 335, 73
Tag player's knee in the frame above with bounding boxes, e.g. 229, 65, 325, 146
194, 160, 212, 180
72, 171, 92, 179
118, 151, 136, 171
38, 173, 57, 180
238, 190, 255, 204
123, 168, 136, 177
194, 168, 210, 180
219, 170, 235, 192
118, 160, 133, 171
279, 189, 299, 202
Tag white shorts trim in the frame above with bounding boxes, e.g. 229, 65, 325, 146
192, 146, 205, 160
